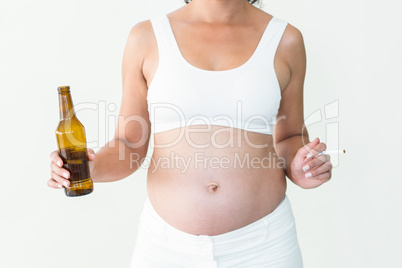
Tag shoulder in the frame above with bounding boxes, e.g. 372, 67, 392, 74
129, 19, 154, 38
258, 10, 306, 52
125, 19, 156, 55
123, 19, 157, 67
278, 21, 307, 75
281, 22, 305, 52
280, 21, 306, 57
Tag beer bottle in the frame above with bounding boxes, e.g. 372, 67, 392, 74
56, 86, 94, 197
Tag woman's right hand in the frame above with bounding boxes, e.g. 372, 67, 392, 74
48, 149, 96, 189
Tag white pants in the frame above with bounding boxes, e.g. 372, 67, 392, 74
131, 194, 303, 268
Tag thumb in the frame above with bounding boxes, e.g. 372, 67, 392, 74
301, 137, 320, 157
87, 148, 96, 161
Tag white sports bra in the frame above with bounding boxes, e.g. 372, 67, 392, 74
147, 14, 288, 136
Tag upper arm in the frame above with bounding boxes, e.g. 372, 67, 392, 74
273, 24, 308, 145
114, 20, 153, 156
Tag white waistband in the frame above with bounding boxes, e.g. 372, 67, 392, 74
140, 194, 292, 246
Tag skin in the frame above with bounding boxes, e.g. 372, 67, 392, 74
49, 0, 332, 235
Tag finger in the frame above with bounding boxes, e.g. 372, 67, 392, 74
303, 154, 331, 171
305, 142, 327, 160
47, 178, 63, 189
50, 150, 63, 168
87, 148, 96, 161
50, 161, 70, 179
51, 171, 70, 187
305, 161, 332, 180
308, 170, 332, 183
301, 138, 320, 157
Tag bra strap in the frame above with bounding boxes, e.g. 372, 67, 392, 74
150, 15, 172, 66
263, 17, 289, 62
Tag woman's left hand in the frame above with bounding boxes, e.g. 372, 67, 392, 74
289, 137, 333, 189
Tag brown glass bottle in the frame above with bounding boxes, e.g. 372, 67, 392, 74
56, 86, 94, 197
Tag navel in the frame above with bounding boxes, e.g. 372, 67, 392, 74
207, 182, 219, 193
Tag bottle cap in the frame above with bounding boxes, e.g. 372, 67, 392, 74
58, 85, 70, 93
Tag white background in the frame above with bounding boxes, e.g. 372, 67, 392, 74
1, 0, 401, 267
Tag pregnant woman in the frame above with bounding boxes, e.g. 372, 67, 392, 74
49, 0, 332, 267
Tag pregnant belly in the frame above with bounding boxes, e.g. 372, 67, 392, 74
146, 148, 287, 236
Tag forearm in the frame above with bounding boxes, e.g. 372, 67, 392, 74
275, 133, 310, 183
90, 138, 148, 183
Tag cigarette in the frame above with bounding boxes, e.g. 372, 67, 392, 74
318, 149, 346, 155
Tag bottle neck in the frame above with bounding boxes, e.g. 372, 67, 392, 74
58, 91, 76, 120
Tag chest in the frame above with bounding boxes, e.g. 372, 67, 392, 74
143, 41, 289, 93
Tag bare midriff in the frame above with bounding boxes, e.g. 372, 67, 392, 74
147, 124, 287, 236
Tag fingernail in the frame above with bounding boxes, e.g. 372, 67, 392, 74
63, 181, 69, 187
303, 165, 310, 172
57, 160, 63, 167
306, 153, 313, 159
58, 184, 63, 188
305, 172, 312, 178
63, 172, 69, 178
